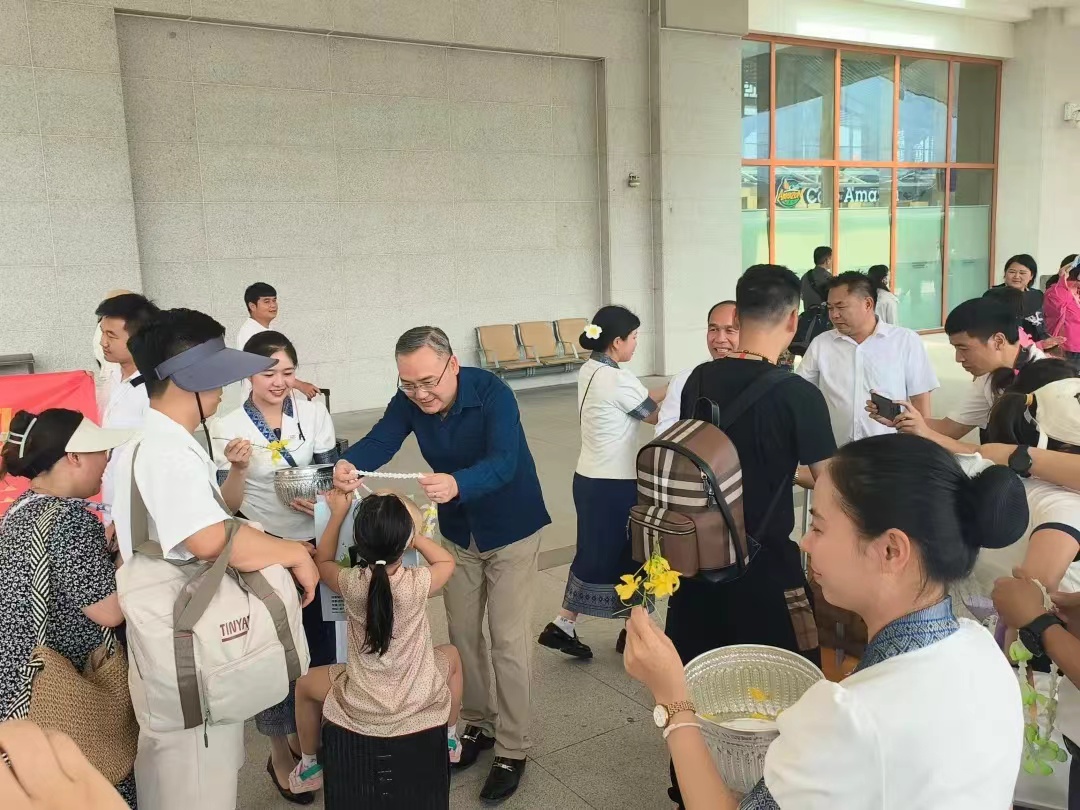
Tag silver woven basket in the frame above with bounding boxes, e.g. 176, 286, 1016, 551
684, 645, 824, 796
273, 464, 335, 507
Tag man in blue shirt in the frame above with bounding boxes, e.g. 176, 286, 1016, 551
333, 326, 549, 804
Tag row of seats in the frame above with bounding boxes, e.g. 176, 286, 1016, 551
476, 319, 588, 377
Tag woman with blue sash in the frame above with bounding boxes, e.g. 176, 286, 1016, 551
623, 434, 1031, 810
212, 330, 338, 805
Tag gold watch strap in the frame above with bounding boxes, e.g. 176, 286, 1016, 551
665, 700, 696, 724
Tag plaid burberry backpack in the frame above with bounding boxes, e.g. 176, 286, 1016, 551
630, 367, 796, 582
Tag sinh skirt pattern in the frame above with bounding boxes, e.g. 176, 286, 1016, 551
563, 473, 646, 619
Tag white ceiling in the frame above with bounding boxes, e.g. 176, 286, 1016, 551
864, 0, 1080, 24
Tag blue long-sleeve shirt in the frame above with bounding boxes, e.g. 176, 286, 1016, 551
342, 367, 551, 552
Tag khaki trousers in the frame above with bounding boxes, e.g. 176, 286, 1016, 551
128, 643, 246, 810
133, 722, 245, 810
443, 532, 541, 760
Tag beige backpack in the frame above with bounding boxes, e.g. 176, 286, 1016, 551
117, 443, 309, 733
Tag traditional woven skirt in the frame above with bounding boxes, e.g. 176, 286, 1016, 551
562, 474, 640, 619
322, 722, 449, 809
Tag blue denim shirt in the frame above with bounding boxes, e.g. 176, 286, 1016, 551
342, 367, 550, 552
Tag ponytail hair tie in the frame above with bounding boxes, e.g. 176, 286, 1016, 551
375, 560, 387, 566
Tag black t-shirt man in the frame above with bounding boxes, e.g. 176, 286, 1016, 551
667, 356, 836, 666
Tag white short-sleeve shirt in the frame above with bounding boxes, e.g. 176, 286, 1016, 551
797, 319, 939, 446
99, 367, 150, 524
656, 366, 695, 436
762, 621, 1022, 809
211, 394, 337, 540
577, 356, 653, 480
947, 346, 1047, 430
112, 409, 232, 561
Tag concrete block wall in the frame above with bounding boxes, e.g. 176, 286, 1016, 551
0, 0, 667, 412
0, 0, 757, 409
651, 22, 743, 374
116, 17, 605, 412
0, 0, 142, 373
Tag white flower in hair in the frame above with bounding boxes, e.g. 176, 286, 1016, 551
584, 323, 602, 340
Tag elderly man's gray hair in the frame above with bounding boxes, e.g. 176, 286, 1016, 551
395, 326, 453, 358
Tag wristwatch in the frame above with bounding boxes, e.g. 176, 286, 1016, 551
1009, 445, 1033, 478
653, 700, 696, 728
1020, 613, 1065, 658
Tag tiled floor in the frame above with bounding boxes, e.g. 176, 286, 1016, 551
236, 336, 973, 809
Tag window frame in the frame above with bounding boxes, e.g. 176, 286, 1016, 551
741, 36, 1001, 331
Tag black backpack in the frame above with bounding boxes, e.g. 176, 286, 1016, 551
789, 304, 832, 356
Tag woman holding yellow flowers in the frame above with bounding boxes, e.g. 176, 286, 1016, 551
625, 435, 1029, 810
539, 306, 666, 660
211, 330, 339, 804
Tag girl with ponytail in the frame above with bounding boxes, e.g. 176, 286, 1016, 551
289, 491, 461, 804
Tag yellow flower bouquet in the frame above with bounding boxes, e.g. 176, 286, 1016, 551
615, 548, 682, 610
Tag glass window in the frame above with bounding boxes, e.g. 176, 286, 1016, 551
774, 167, 833, 272
838, 169, 892, 274
741, 166, 770, 267
898, 57, 948, 163
952, 62, 997, 163
775, 45, 835, 160
947, 169, 994, 311
840, 52, 893, 162
742, 41, 771, 159
896, 169, 946, 330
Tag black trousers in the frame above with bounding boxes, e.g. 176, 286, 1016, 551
322, 722, 449, 809
1067, 736, 1080, 810
664, 542, 820, 808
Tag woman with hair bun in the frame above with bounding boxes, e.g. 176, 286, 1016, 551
624, 433, 1027, 809
0, 409, 136, 806
539, 305, 665, 659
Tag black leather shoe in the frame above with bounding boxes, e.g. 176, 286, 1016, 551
453, 725, 495, 770
538, 622, 593, 659
480, 757, 526, 804
616, 628, 627, 654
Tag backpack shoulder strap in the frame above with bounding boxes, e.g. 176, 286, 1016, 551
715, 368, 796, 430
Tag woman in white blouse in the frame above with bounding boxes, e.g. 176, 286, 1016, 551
624, 433, 1028, 810
212, 330, 338, 805
869, 264, 900, 325
538, 306, 665, 659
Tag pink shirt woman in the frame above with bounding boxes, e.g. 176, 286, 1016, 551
1045, 263, 1080, 354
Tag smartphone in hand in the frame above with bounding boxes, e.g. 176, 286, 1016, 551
870, 392, 902, 422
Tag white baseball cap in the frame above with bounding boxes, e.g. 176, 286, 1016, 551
1031, 378, 1080, 449
64, 417, 135, 453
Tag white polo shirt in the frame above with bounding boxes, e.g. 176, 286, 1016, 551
656, 365, 695, 436
797, 319, 939, 446
112, 409, 232, 562
577, 356, 654, 480
99, 366, 149, 523
947, 346, 1047, 430
211, 394, 337, 540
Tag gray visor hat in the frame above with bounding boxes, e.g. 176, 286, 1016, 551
154, 337, 275, 392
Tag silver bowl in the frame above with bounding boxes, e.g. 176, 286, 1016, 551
273, 464, 335, 507
684, 645, 824, 796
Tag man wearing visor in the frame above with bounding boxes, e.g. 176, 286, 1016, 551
112, 308, 319, 810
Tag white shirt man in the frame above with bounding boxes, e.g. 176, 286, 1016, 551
96, 294, 158, 525
798, 273, 938, 446
656, 301, 740, 435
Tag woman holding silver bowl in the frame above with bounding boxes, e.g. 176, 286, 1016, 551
212, 330, 339, 805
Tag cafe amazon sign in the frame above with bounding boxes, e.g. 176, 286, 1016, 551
775, 176, 881, 208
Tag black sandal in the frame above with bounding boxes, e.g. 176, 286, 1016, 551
267, 755, 315, 805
